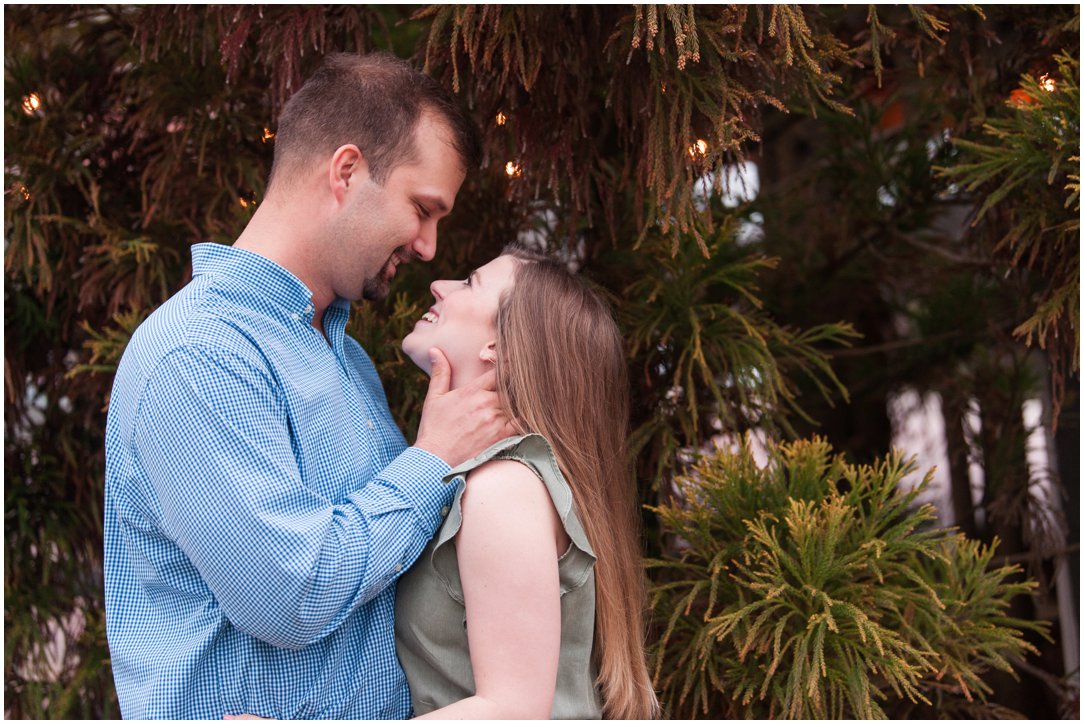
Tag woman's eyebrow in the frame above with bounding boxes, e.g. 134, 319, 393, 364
469, 270, 481, 286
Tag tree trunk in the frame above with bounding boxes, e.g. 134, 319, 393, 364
942, 391, 979, 538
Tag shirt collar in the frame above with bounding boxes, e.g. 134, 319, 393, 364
190, 242, 317, 320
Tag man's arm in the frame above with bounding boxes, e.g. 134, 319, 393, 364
128, 343, 489, 649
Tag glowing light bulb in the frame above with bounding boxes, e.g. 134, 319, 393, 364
239, 197, 249, 209
19, 186, 30, 201
495, 111, 507, 126
262, 127, 275, 142
21, 92, 41, 115
1039, 73, 1056, 93
688, 139, 708, 159
1010, 88, 1035, 106
505, 161, 522, 177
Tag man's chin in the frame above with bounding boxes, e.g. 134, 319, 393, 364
362, 259, 402, 301
361, 277, 390, 302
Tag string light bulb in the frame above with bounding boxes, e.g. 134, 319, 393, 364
1039, 73, 1056, 93
1010, 88, 1036, 106
262, 127, 275, 142
505, 161, 522, 177
21, 92, 41, 115
687, 138, 708, 159
19, 186, 30, 201
495, 111, 507, 126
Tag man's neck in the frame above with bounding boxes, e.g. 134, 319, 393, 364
233, 201, 336, 331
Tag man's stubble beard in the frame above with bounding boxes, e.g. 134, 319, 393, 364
361, 273, 389, 301
361, 246, 412, 301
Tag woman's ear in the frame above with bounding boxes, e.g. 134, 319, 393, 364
479, 340, 497, 365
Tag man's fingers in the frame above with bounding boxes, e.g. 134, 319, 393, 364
415, 354, 515, 466
426, 348, 451, 397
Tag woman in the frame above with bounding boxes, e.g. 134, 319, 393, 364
395, 244, 659, 719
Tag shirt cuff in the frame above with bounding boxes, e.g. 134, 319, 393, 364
378, 446, 456, 535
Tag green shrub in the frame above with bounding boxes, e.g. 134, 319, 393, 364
649, 436, 1048, 719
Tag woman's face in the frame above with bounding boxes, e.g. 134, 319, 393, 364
402, 254, 520, 389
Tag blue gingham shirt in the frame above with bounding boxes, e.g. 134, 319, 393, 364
103, 242, 456, 719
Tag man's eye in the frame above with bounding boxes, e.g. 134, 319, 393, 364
416, 203, 431, 219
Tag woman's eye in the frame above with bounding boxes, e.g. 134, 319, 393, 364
463, 277, 472, 287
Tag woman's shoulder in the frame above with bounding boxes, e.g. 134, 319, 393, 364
462, 457, 551, 513
451, 432, 557, 473
459, 434, 568, 506
459, 455, 569, 558
461, 435, 560, 519
445, 433, 557, 487
441, 435, 596, 593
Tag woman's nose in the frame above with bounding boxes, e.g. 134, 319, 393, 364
430, 279, 450, 300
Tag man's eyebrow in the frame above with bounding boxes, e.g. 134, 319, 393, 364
416, 194, 450, 214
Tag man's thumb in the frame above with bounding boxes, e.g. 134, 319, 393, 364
427, 348, 450, 396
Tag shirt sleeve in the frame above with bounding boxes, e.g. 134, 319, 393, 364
129, 342, 453, 649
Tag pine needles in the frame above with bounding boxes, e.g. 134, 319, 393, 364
418, 6, 879, 255
938, 52, 1080, 422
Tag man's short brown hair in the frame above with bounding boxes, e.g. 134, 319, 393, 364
269, 52, 481, 189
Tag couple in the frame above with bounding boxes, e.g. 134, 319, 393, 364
103, 52, 658, 719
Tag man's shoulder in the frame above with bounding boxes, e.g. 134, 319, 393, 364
117, 279, 281, 395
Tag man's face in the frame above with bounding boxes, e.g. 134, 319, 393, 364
327, 112, 466, 302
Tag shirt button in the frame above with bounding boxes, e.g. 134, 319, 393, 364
394, 563, 403, 572
367, 419, 374, 430
440, 506, 450, 516
305, 304, 313, 314
291, 312, 300, 321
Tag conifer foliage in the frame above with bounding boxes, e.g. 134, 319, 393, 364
649, 437, 1046, 718
939, 51, 1080, 422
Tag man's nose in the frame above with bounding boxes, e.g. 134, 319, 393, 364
411, 224, 437, 262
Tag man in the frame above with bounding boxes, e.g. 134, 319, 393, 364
103, 52, 510, 719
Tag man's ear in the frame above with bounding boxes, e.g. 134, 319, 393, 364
328, 144, 368, 202
479, 340, 497, 365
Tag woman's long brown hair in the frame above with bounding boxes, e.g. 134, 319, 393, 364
494, 245, 659, 719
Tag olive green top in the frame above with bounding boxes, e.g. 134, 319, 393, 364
395, 434, 603, 719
